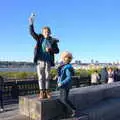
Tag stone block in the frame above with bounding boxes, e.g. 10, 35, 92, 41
19, 95, 65, 120
19, 96, 30, 116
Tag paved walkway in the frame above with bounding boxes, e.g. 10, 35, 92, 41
0, 103, 88, 120
0, 104, 30, 120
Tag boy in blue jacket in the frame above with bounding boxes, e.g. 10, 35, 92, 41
57, 51, 76, 117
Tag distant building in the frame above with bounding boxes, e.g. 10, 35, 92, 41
0, 61, 35, 68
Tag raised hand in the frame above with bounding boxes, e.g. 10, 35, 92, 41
29, 13, 35, 25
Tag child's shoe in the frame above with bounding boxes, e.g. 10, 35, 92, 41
45, 90, 51, 99
0, 108, 4, 112
71, 110, 76, 117
39, 91, 44, 99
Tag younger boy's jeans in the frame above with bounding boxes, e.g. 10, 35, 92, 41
37, 61, 51, 90
59, 88, 76, 113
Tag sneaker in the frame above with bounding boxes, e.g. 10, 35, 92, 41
71, 110, 76, 117
0, 108, 4, 112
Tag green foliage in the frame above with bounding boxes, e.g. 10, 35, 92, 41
0, 69, 57, 79
0, 68, 103, 79
75, 69, 89, 77
74, 68, 102, 77
0, 72, 37, 79
50, 68, 57, 79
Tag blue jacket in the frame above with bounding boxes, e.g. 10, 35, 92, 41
57, 63, 74, 89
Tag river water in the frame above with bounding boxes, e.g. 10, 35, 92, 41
0, 67, 36, 72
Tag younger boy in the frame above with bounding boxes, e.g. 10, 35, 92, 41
57, 51, 76, 117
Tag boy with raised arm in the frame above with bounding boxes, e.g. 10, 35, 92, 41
29, 13, 59, 99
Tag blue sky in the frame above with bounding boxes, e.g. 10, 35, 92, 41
0, 0, 120, 63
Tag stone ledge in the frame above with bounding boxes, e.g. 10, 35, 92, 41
82, 98, 120, 120
19, 82, 120, 120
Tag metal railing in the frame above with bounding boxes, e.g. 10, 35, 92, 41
2, 76, 91, 99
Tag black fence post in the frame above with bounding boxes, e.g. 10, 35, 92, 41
0, 76, 4, 109
76, 76, 80, 88
11, 80, 19, 99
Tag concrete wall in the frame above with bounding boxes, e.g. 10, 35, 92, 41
19, 82, 120, 120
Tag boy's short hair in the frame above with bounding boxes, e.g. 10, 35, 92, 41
42, 26, 51, 34
61, 51, 73, 61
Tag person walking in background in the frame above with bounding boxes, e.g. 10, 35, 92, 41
107, 67, 114, 83
57, 51, 76, 117
114, 68, 120, 82
91, 70, 100, 85
29, 13, 59, 99
100, 67, 108, 84
0, 76, 4, 112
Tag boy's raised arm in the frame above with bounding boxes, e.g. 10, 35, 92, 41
29, 13, 39, 40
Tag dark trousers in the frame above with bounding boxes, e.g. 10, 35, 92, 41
0, 91, 4, 109
59, 88, 76, 113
